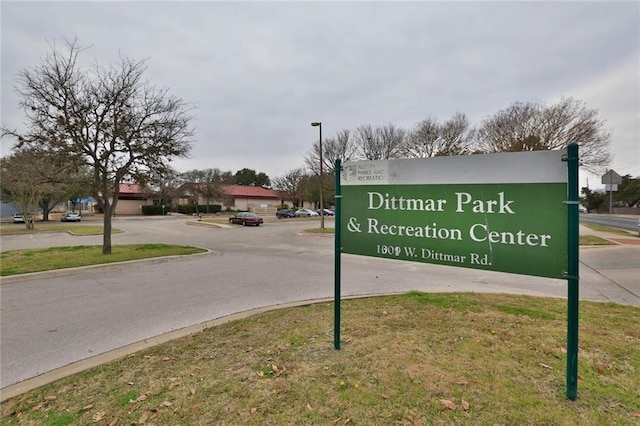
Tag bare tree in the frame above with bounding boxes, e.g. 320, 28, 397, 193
476, 97, 610, 172
377, 123, 406, 159
142, 166, 182, 213
352, 124, 404, 160
439, 113, 476, 155
179, 170, 204, 210
201, 169, 227, 211
272, 168, 306, 207
180, 168, 225, 213
2, 39, 194, 253
402, 117, 440, 158
352, 124, 377, 160
305, 128, 357, 174
402, 113, 475, 158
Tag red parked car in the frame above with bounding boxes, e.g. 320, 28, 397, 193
228, 212, 263, 226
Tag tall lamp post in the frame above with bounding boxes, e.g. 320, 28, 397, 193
311, 121, 325, 230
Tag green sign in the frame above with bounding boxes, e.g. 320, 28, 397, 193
340, 151, 568, 279
335, 147, 580, 400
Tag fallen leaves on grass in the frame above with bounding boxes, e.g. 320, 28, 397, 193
461, 399, 470, 411
438, 398, 470, 411
92, 410, 106, 422
439, 399, 456, 410
130, 394, 147, 403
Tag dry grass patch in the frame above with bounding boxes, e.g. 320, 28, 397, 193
304, 227, 335, 234
0, 223, 113, 236
579, 235, 616, 245
1, 293, 638, 425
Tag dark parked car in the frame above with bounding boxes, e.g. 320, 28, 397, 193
61, 212, 82, 222
229, 212, 263, 226
314, 208, 335, 216
276, 209, 296, 219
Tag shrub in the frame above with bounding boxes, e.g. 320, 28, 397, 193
142, 205, 167, 215
176, 205, 222, 215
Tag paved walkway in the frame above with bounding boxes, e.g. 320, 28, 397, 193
578, 224, 640, 308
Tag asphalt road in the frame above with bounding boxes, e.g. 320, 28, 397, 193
1, 215, 639, 391
580, 213, 640, 233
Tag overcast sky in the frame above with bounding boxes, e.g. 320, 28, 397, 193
1, 1, 638, 189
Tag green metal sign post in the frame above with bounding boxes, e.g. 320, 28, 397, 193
333, 148, 581, 399
334, 159, 342, 350
565, 143, 580, 400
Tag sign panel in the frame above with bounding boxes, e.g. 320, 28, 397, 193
340, 151, 568, 279
601, 169, 622, 185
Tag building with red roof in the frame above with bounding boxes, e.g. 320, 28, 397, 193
177, 184, 293, 213
114, 183, 154, 215
108, 183, 298, 216
221, 185, 284, 210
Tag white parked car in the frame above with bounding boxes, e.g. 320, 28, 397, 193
578, 205, 587, 213
61, 212, 82, 222
294, 208, 319, 217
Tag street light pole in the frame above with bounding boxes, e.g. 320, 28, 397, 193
311, 121, 324, 230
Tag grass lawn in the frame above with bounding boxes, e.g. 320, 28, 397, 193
190, 218, 228, 225
304, 227, 335, 235
1, 292, 638, 425
0, 244, 207, 277
579, 235, 616, 246
581, 222, 638, 237
0, 223, 117, 236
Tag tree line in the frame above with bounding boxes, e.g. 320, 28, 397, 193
276, 97, 614, 209
302, 98, 610, 174
1, 37, 630, 255
581, 176, 640, 212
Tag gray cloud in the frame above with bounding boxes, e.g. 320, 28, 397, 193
2, 1, 638, 186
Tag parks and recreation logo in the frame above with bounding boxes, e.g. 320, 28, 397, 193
341, 162, 388, 185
